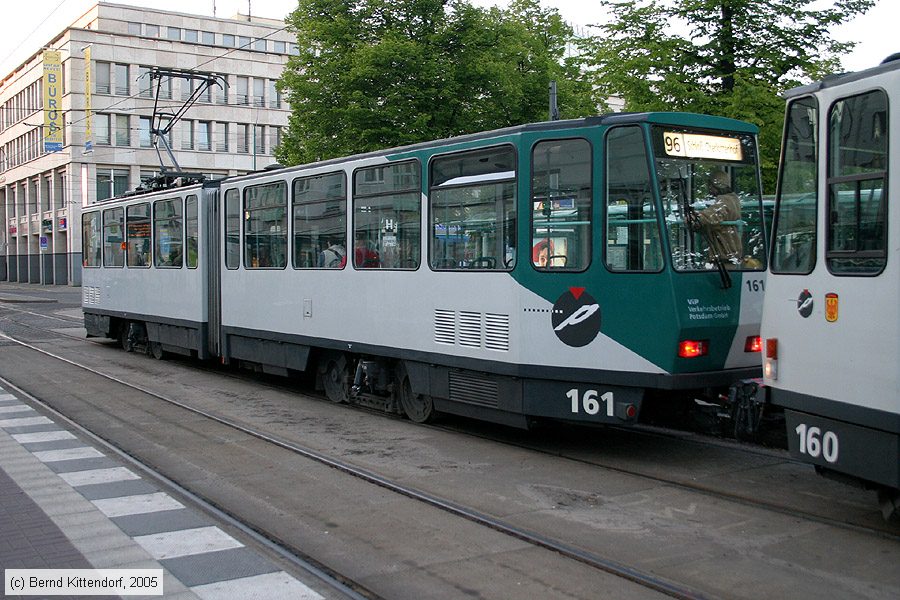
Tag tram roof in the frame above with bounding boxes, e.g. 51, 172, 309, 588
785, 53, 900, 99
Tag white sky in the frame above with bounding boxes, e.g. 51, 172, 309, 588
0, 0, 895, 81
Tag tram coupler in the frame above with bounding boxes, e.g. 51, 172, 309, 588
726, 378, 765, 440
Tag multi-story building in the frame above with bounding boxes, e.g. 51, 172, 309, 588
0, 2, 293, 285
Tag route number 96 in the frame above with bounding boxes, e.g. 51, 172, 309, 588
567, 389, 614, 417
795, 423, 839, 463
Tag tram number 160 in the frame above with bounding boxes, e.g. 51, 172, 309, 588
794, 423, 839, 464
567, 389, 614, 417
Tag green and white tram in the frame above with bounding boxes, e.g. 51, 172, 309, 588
763, 55, 900, 519
83, 113, 767, 430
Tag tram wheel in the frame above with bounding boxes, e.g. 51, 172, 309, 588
399, 375, 434, 424
118, 323, 133, 352
323, 355, 350, 404
148, 341, 166, 360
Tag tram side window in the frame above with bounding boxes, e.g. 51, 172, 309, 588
293, 171, 347, 269
245, 181, 287, 268
605, 127, 662, 272
126, 203, 151, 267
82, 212, 102, 267
154, 198, 183, 268
353, 161, 420, 269
532, 139, 589, 271
431, 147, 516, 271
225, 189, 240, 269
103, 207, 125, 268
186, 195, 199, 268
772, 97, 818, 274
827, 90, 888, 275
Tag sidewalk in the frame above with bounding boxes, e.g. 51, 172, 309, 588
0, 384, 327, 599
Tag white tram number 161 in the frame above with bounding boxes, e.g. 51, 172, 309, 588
794, 423, 840, 464
567, 389, 614, 417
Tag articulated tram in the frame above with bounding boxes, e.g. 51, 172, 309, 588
82, 113, 767, 430
763, 55, 900, 518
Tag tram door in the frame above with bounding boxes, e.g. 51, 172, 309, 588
203, 181, 222, 358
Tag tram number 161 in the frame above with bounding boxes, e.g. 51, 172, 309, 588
794, 423, 839, 463
567, 389, 614, 417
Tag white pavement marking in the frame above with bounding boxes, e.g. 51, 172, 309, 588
191, 572, 324, 600
12, 430, 76, 443
133, 526, 243, 560
0, 416, 53, 428
92, 492, 185, 518
59, 467, 141, 487
0, 393, 17, 401
0, 404, 33, 414
33, 447, 105, 463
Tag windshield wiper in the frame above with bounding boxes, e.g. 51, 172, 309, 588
677, 172, 732, 290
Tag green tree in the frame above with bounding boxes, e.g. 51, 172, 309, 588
585, 0, 875, 191
276, 0, 593, 166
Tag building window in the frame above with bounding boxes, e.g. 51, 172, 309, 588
222, 34, 235, 47
216, 122, 229, 152
115, 63, 129, 95
95, 114, 111, 145
214, 75, 227, 104
128, 22, 142, 35
268, 80, 281, 108
198, 121, 211, 151
254, 125, 265, 155
273, 40, 286, 54
138, 66, 152, 97
96, 168, 129, 201
115, 114, 130, 146
236, 76, 249, 105
253, 78, 265, 107
167, 27, 181, 41
139, 117, 152, 148
253, 38, 267, 52
95, 62, 110, 94
238, 36, 251, 49
201, 31, 215, 45
181, 120, 194, 150
145, 24, 159, 37
184, 29, 198, 43
238, 124, 249, 153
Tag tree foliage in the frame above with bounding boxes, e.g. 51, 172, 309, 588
276, 0, 594, 166
584, 0, 875, 191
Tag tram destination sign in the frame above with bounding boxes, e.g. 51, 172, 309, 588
663, 131, 743, 161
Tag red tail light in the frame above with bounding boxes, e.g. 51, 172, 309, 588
744, 335, 762, 353
678, 339, 708, 358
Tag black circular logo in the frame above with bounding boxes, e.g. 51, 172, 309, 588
797, 289, 813, 318
552, 288, 602, 347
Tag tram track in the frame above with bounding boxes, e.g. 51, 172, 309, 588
0, 323, 714, 600
4, 305, 899, 543
2, 304, 899, 599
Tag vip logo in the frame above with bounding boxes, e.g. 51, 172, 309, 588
552, 287, 601, 347
797, 289, 813, 318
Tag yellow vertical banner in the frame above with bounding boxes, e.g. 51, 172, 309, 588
83, 46, 93, 153
42, 50, 63, 152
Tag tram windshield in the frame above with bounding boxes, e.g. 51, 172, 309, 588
652, 127, 766, 274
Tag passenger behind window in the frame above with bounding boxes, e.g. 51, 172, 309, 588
319, 243, 346, 268
354, 238, 380, 268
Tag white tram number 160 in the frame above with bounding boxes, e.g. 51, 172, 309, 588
567, 389, 614, 417
794, 423, 839, 463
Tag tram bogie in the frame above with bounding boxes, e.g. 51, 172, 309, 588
82, 114, 768, 433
